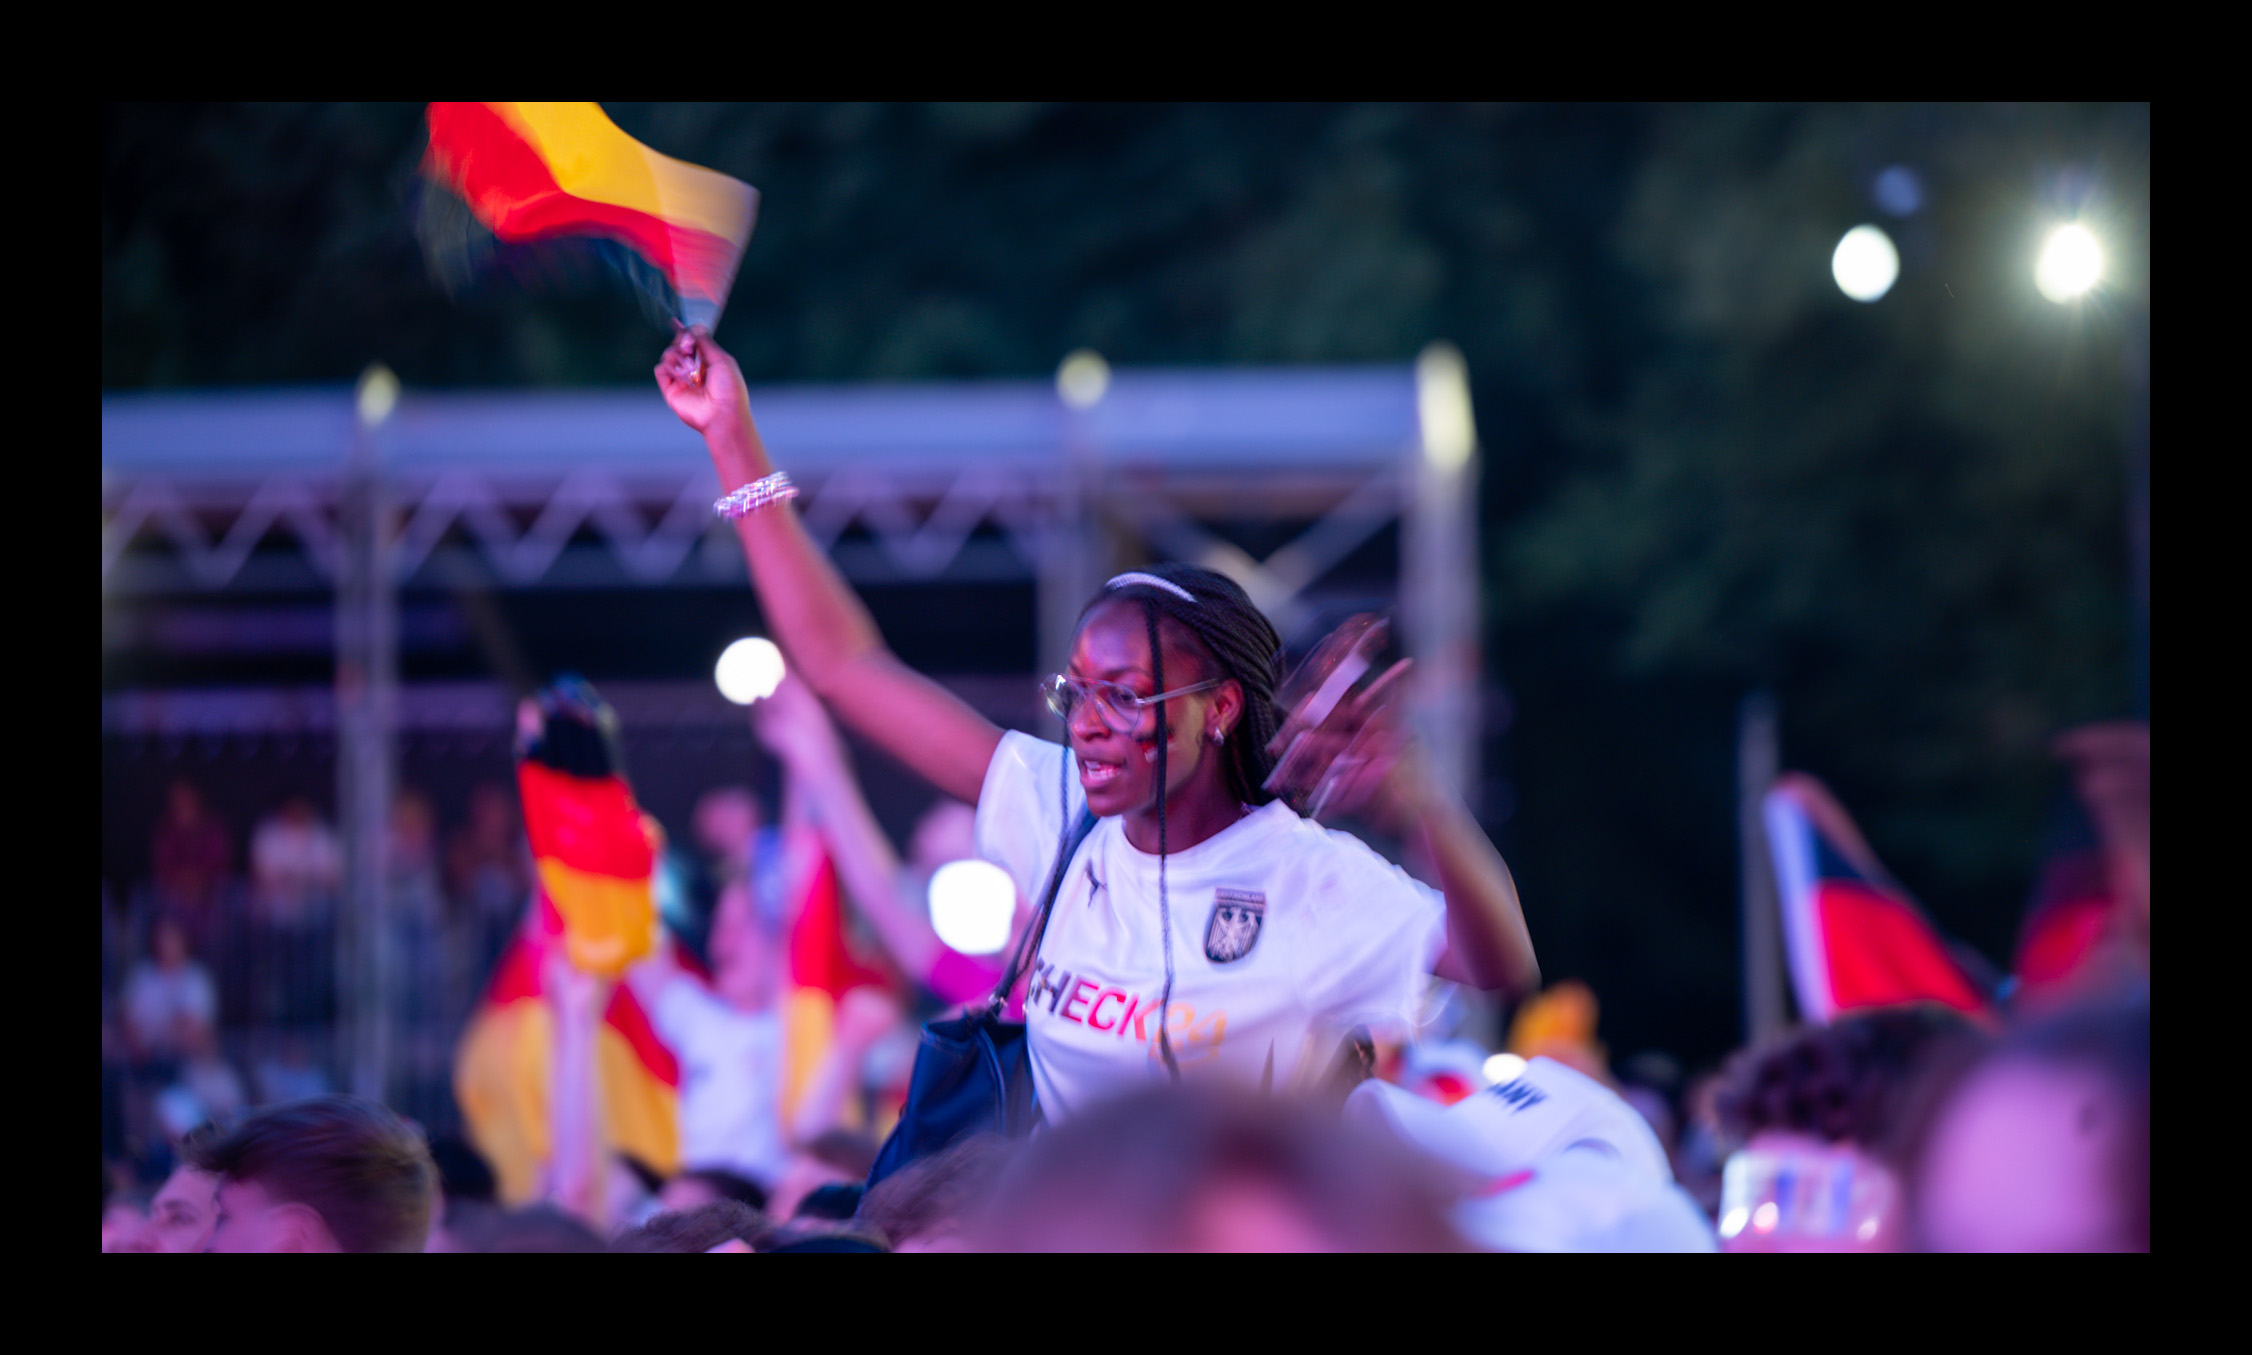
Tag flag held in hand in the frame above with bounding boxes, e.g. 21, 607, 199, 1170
424, 102, 757, 329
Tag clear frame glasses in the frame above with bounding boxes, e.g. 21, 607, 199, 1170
1041, 673, 1223, 733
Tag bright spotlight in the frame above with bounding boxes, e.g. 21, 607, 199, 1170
1057, 349, 1110, 409
928, 859, 1015, 955
1481, 1052, 1527, 1085
1831, 225, 1899, 303
2036, 223, 2104, 303
714, 636, 785, 705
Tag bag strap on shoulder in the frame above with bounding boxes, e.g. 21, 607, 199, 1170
990, 806, 1098, 1013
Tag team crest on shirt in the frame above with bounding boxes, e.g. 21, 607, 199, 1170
1204, 889, 1266, 963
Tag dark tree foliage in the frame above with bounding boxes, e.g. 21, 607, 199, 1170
101, 102, 2146, 1066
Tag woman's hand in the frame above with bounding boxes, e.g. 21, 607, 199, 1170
654, 327, 751, 442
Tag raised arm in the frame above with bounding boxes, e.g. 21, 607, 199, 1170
657, 330, 1001, 805
752, 676, 943, 981
1282, 664, 1540, 997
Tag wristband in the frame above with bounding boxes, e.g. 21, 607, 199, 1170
714, 471, 798, 520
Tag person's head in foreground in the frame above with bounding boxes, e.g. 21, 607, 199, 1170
187, 1096, 437, 1253
121, 1158, 220, 1253
1713, 1004, 1983, 1253
1910, 992, 2148, 1252
611, 1199, 765, 1253
977, 1084, 1467, 1252
856, 1133, 1014, 1252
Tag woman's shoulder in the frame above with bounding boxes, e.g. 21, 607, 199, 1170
1243, 805, 1426, 891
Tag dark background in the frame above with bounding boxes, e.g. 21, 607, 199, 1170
102, 102, 2149, 1072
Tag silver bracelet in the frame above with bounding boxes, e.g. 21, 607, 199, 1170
714, 471, 799, 520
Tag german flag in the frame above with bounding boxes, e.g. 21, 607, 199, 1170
454, 761, 678, 1204
779, 844, 893, 1130
423, 102, 757, 328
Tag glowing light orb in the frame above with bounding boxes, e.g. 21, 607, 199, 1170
1482, 1052, 1528, 1085
1057, 349, 1111, 409
714, 637, 785, 705
928, 859, 1016, 955
2036, 223, 2104, 303
1832, 225, 1900, 302
356, 364, 399, 427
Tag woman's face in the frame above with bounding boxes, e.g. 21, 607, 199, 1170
1066, 604, 1236, 819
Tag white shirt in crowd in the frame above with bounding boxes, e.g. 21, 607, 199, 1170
251, 814, 341, 923
975, 732, 1446, 1122
644, 978, 790, 1186
122, 960, 217, 1059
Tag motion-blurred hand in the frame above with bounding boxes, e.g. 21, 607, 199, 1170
653, 327, 749, 438
1266, 616, 1416, 824
751, 673, 847, 772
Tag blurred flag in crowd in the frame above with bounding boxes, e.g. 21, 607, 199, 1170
779, 846, 893, 1130
422, 102, 757, 329
1764, 774, 1991, 1024
1506, 980, 1609, 1082
454, 679, 679, 1203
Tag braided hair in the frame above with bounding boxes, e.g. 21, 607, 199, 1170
1063, 564, 1288, 1081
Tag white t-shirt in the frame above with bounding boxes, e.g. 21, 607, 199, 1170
975, 732, 1447, 1122
645, 978, 789, 1185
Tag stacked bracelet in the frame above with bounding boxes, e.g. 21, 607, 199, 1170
714, 471, 799, 520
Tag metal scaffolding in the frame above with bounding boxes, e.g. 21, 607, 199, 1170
104, 356, 1485, 1102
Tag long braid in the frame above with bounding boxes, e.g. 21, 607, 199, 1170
1145, 597, 1180, 1081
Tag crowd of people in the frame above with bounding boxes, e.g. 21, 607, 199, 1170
99, 327, 2150, 1252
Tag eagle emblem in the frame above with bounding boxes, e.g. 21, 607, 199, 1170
1204, 889, 1266, 964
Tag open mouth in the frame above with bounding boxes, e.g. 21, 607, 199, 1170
1079, 757, 1123, 789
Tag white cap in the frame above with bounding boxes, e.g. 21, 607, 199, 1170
1453, 1154, 1718, 1253
1346, 1055, 1675, 1184
1346, 1056, 1715, 1253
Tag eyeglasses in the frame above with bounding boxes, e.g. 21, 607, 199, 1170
1041, 673, 1223, 734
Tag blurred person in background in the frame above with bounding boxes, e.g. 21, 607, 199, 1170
1712, 1005, 1984, 1253
150, 780, 231, 951
248, 795, 339, 1029
1910, 993, 2148, 1252
978, 1084, 1467, 1252
249, 796, 340, 927
662, 329, 1537, 1121
750, 674, 1023, 1016
693, 785, 761, 896
120, 914, 216, 1072
447, 781, 530, 979
2015, 723, 2151, 1013
190, 1095, 437, 1253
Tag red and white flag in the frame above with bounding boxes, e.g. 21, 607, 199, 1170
1763, 774, 1990, 1024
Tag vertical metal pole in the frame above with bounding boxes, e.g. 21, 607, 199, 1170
1038, 399, 1104, 682
1405, 344, 1481, 810
338, 368, 398, 1104
1738, 690, 1787, 1045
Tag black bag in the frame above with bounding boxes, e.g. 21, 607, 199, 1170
865, 808, 1098, 1188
